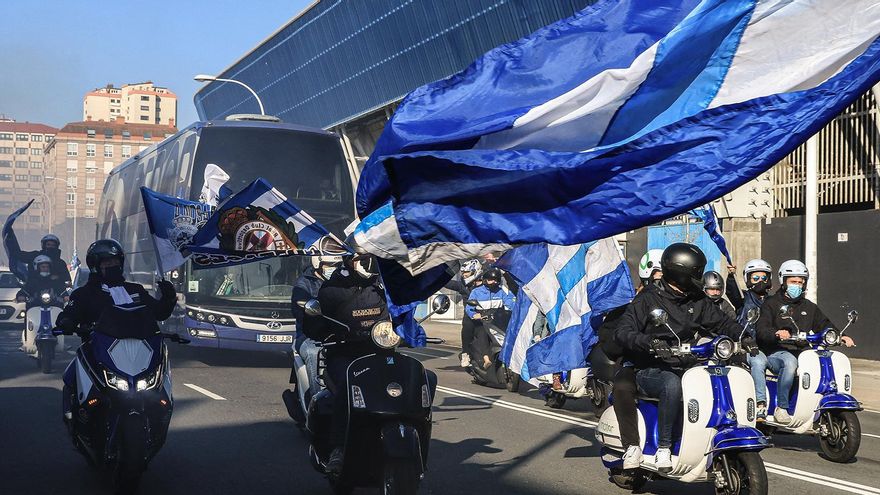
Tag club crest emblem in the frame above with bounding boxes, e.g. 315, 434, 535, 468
217, 206, 302, 252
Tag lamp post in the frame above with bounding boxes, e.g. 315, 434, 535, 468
194, 74, 265, 115
45, 177, 77, 260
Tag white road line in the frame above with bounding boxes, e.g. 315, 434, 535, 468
863, 433, 880, 440
183, 383, 227, 401
435, 385, 880, 495
863, 408, 880, 415
401, 350, 450, 360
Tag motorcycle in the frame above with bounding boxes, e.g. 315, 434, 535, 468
758, 306, 862, 463
465, 301, 520, 391
57, 305, 189, 493
596, 309, 770, 494
22, 288, 67, 373
537, 347, 616, 413
301, 294, 449, 494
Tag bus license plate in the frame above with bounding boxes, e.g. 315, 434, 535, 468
257, 334, 293, 344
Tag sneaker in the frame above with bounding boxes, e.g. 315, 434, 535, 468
756, 402, 767, 422
774, 407, 792, 425
326, 447, 344, 475
460, 353, 471, 368
623, 445, 643, 470
655, 448, 673, 473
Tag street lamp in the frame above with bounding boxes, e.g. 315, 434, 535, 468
45, 176, 77, 260
194, 74, 265, 115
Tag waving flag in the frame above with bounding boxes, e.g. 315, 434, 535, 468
198, 164, 233, 207
496, 239, 634, 382
140, 188, 213, 273
188, 178, 350, 269
355, 0, 880, 276
2, 200, 35, 282
690, 204, 732, 265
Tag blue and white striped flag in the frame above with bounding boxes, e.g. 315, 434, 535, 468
690, 204, 732, 265
496, 239, 634, 383
188, 178, 350, 269
355, 0, 880, 276
141, 187, 213, 274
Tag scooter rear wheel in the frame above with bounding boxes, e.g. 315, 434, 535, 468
714, 451, 767, 495
819, 410, 861, 463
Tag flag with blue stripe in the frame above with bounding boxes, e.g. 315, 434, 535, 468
496, 238, 634, 382
140, 187, 213, 274
354, 0, 880, 276
690, 204, 732, 265
189, 178, 350, 269
2, 200, 35, 283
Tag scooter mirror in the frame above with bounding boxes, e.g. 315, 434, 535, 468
778, 305, 793, 318
847, 310, 859, 323
649, 308, 669, 326
303, 299, 322, 317
432, 294, 451, 314
746, 308, 760, 325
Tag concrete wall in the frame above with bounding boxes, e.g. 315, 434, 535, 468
723, 218, 763, 288
762, 210, 878, 360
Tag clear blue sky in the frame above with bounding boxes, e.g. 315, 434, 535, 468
0, 0, 313, 129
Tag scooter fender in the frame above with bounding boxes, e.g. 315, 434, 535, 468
708, 426, 770, 457
817, 393, 861, 412
381, 422, 424, 465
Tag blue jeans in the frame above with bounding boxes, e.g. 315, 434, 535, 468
636, 368, 682, 449
750, 350, 798, 409
299, 338, 321, 399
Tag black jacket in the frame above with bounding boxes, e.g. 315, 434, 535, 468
19, 249, 71, 286
711, 297, 738, 320
56, 274, 176, 338
614, 281, 743, 369
18, 274, 68, 308
291, 271, 325, 337
755, 291, 836, 355
303, 268, 389, 355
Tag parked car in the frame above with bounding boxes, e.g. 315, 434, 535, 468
0, 268, 26, 327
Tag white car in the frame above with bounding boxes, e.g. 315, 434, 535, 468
0, 269, 26, 327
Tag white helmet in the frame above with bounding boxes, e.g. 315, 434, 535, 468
33, 255, 52, 269
778, 259, 809, 285
743, 259, 772, 279
638, 249, 664, 279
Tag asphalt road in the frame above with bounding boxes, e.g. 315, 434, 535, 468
2, 322, 880, 495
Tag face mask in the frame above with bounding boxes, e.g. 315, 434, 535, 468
39, 272, 50, 278
321, 266, 336, 280
43, 247, 61, 259
785, 284, 803, 299
101, 265, 125, 285
485, 282, 501, 293
750, 280, 770, 295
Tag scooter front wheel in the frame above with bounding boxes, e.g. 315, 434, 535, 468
819, 410, 861, 463
382, 458, 421, 495
714, 451, 767, 495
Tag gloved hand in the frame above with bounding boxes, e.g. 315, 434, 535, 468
56, 317, 76, 336
740, 336, 759, 357
795, 338, 810, 349
650, 339, 673, 360
157, 280, 175, 298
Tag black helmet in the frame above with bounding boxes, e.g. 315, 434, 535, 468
482, 267, 503, 284
702, 271, 724, 300
86, 239, 125, 271
41, 234, 61, 249
661, 243, 707, 294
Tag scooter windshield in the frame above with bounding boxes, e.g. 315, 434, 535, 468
94, 305, 160, 340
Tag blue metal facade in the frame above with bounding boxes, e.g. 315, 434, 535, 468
195, 0, 594, 129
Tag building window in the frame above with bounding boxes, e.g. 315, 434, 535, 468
0, 161, 10, 167
104, 130, 113, 139
103, 144, 113, 157
86, 143, 96, 157
66, 193, 76, 206
0, 147, 13, 154
66, 209, 75, 218
31, 135, 42, 142
0, 174, 12, 181
15, 133, 28, 141
15, 147, 27, 155
14, 161, 28, 168
122, 131, 131, 139
30, 162, 42, 169
85, 161, 96, 173
121, 145, 131, 158
67, 143, 78, 156
140, 95, 150, 101
104, 161, 114, 174
67, 176, 78, 188
30, 175, 41, 182
87, 129, 96, 138
66, 159, 78, 172
0, 133, 12, 140
28, 215, 41, 223
85, 194, 96, 206
140, 116, 149, 121
15, 174, 28, 181
31, 148, 42, 156
140, 105, 150, 111
84, 210, 96, 219
86, 177, 96, 190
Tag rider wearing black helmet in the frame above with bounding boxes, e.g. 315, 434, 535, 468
702, 270, 736, 319
614, 243, 743, 472
9, 233, 72, 284
465, 267, 515, 369
56, 239, 176, 339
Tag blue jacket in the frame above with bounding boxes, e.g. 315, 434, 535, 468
465, 285, 515, 319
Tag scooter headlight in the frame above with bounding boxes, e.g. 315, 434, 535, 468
823, 329, 840, 346
41, 293, 52, 304
371, 321, 400, 349
714, 337, 734, 361
103, 369, 129, 391
136, 365, 163, 392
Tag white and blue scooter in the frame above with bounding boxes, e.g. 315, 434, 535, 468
760, 306, 862, 463
596, 309, 770, 494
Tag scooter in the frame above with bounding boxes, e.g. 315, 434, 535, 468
302, 295, 449, 494
596, 308, 770, 494
465, 302, 520, 391
57, 305, 189, 493
759, 306, 862, 463
22, 288, 66, 373
537, 346, 616, 413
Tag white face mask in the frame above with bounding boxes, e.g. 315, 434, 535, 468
321, 266, 337, 280
39, 271, 50, 278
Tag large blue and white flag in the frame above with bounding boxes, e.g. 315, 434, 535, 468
2, 200, 35, 283
188, 178, 350, 269
497, 238, 634, 382
690, 204, 732, 265
140, 187, 213, 274
355, 0, 880, 276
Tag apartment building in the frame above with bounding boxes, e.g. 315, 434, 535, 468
83, 82, 177, 126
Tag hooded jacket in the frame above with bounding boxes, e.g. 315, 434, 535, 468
755, 291, 836, 355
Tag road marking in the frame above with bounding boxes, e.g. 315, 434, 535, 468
863, 408, 880, 415
401, 350, 450, 360
183, 383, 227, 400
436, 385, 880, 495
863, 433, 880, 440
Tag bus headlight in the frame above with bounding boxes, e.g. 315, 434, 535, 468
823, 329, 839, 346
714, 338, 734, 361
371, 321, 400, 349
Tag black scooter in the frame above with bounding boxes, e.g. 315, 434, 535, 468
465, 301, 520, 391
302, 295, 449, 494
